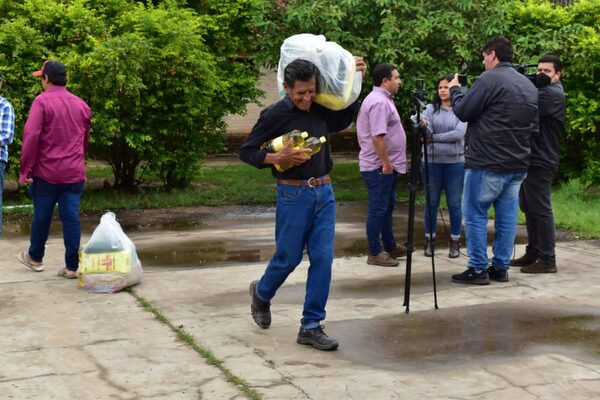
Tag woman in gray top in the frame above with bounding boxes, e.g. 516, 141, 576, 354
421, 75, 467, 258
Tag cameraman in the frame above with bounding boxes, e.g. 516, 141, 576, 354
447, 36, 538, 285
511, 54, 566, 274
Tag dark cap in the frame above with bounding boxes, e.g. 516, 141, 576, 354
32, 60, 66, 81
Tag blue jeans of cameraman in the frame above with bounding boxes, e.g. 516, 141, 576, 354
254, 181, 335, 329
28, 177, 84, 271
462, 169, 526, 271
361, 168, 398, 255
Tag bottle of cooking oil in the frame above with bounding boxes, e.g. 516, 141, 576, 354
261, 130, 308, 152
274, 136, 327, 172
304, 136, 326, 156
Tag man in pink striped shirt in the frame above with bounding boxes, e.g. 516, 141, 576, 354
18, 61, 92, 279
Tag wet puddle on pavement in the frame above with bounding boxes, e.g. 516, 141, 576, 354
330, 303, 600, 370
3, 202, 532, 268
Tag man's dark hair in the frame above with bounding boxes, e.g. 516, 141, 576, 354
284, 59, 319, 88
372, 63, 397, 87
539, 53, 563, 73
482, 36, 513, 63
431, 74, 455, 112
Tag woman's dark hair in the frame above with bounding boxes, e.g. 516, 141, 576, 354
431, 74, 454, 112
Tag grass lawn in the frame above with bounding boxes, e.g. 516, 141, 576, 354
4, 161, 600, 238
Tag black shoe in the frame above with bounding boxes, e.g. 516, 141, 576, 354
452, 268, 490, 285
249, 280, 271, 329
488, 265, 509, 282
449, 239, 460, 258
424, 238, 435, 257
510, 253, 537, 267
297, 325, 339, 351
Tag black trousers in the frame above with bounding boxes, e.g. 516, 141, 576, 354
519, 166, 556, 263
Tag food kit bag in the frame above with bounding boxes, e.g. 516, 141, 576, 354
277, 33, 362, 111
79, 212, 142, 293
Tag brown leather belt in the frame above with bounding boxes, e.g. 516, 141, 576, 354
277, 175, 331, 188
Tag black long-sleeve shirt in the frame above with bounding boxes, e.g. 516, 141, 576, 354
530, 82, 565, 170
239, 96, 359, 179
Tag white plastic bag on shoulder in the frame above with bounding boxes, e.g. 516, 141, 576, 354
277, 33, 362, 111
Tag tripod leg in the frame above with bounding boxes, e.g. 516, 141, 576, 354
422, 137, 439, 309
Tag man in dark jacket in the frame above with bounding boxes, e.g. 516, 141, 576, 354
511, 54, 566, 274
447, 36, 538, 285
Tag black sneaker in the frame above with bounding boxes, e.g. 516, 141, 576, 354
451, 268, 490, 285
297, 326, 339, 351
488, 265, 509, 282
249, 280, 271, 329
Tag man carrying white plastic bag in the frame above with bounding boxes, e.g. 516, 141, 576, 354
277, 33, 363, 111
79, 212, 142, 293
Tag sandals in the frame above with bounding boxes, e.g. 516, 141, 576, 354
17, 251, 44, 272
57, 268, 78, 279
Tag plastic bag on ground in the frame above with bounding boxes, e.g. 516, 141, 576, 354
277, 33, 362, 111
79, 211, 142, 293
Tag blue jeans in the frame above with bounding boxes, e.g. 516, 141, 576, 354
361, 169, 397, 255
0, 161, 5, 237
422, 162, 464, 238
255, 181, 335, 329
462, 169, 526, 271
29, 177, 85, 271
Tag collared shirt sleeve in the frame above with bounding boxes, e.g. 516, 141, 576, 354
83, 105, 92, 153
20, 98, 44, 182
363, 101, 389, 137
0, 101, 14, 146
324, 100, 360, 133
239, 107, 277, 169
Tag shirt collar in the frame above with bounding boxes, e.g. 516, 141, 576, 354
44, 85, 68, 94
283, 95, 295, 110
373, 86, 393, 100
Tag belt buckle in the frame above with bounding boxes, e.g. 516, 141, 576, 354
307, 177, 317, 188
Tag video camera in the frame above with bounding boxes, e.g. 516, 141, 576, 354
512, 63, 538, 85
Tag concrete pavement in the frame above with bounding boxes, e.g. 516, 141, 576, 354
1, 233, 599, 399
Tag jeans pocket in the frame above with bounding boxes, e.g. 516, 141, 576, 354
278, 184, 302, 204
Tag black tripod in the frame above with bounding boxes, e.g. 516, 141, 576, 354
403, 83, 439, 313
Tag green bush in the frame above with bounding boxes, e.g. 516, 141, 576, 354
0, 0, 266, 189
505, 0, 600, 183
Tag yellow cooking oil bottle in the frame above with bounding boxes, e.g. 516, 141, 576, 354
275, 136, 327, 172
261, 130, 308, 152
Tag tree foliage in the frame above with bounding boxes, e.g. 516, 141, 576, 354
505, 0, 600, 183
254, 0, 511, 116
0, 0, 265, 189
257, 0, 599, 184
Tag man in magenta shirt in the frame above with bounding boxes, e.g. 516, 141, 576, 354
356, 63, 407, 267
18, 61, 92, 279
